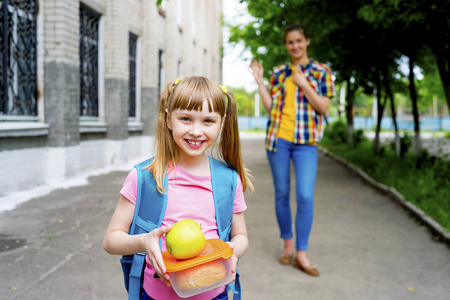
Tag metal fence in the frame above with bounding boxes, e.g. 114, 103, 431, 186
238, 116, 450, 132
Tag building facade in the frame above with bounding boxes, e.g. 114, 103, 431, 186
0, 0, 223, 205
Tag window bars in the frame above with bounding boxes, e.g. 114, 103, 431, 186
0, 0, 38, 116
129, 33, 137, 118
79, 5, 99, 117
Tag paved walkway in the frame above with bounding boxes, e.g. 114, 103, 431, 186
1, 135, 449, 300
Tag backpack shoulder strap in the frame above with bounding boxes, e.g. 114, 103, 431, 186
209, 156, 237, 241
209, 157, 242, 300
127, 158, 168, 300
132, 159, 168, 233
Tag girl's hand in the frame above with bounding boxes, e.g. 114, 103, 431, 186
144, 226, 172, 287
250, 60, 264, 86
226, 241, 238, 282
292, 67, 309, 88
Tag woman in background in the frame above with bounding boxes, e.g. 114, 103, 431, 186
250, 24, 335, 277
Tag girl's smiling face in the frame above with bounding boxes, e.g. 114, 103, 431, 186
168, 99, 223, 161
285, 30, 310, 61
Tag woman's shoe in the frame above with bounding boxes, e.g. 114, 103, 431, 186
293, 258, 320, 277
279, 254, 294, 265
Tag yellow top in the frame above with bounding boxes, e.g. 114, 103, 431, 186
278, 76, 296, 142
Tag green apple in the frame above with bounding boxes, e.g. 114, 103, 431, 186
165, 219, 206, 260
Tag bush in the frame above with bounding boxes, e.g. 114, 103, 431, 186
388, 131, 413, 157
352, 129, 367, 148
323, 119, 348, 144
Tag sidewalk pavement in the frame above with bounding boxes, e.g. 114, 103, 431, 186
1, 134, 450, 300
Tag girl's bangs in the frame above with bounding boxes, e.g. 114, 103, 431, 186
170, 78, 225, 115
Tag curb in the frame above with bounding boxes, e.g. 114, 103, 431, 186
318, 146, 450, 244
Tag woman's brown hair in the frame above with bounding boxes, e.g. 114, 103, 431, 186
283, 24, 310, 43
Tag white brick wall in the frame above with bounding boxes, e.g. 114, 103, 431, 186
40, 0, 222, 81
127, 0, 142, 36
0, 0, 223, 208
103, 0, 129, 79
43, 0, 80, 65
140, 0, 159, 87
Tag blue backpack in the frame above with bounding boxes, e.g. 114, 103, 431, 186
120, 156, 242, 299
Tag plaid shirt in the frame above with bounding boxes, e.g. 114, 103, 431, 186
266, 59, 335, 151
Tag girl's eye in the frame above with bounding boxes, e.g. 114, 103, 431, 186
181, 117, 190, 122
204, 118, 217, 124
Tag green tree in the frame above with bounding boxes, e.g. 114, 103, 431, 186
229, 0, 449, 154
358, 0, 450, 111
229, 0, 403, 150
229, 87, 255, 116
416, 50, 447, 114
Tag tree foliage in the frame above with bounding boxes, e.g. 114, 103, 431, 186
229, 0, 449, 107
230, 87, 256, 116
229, 0, 449, 153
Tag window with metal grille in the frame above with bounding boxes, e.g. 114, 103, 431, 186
129, 32, 137, 118
0, 0, 38, 116
79, 5, 99, 117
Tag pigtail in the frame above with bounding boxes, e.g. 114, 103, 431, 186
147, 81, 179, 193
220, 90, 254, 192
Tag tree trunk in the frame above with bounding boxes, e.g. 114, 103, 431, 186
390, 96, 400, 156
430, 40, 450, 112
339, 81, 346, 119
439, 105, 445, 131
323, 114, 330, 128
373, 75, 386, 154
383, 67, 399, 156
408, 55, 421, 154
345, 80, 355, 145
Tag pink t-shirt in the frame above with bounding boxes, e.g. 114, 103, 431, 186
120, 165, 247, 300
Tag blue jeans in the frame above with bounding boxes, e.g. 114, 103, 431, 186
266, 138, 318, 250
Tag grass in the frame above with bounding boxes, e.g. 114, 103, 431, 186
320, 120, 450, 232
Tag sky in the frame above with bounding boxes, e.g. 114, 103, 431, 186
222, 0, 257, 92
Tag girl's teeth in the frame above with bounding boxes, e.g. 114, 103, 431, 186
188, 140, 201, 145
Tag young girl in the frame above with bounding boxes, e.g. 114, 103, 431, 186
250, 24, 335, 277
103, 76, 252, 300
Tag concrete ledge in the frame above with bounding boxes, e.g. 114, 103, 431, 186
79, 121, 108, 133
0, 122, 50, 137
318, 146, 450, 244
127, 121, 143, 132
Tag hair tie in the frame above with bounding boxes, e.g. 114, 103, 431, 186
166, 78, 182, 109
220, 85, 228, 95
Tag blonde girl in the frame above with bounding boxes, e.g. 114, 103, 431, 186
104, 76, 252, 300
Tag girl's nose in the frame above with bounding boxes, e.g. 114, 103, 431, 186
189, 124, 203, 136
